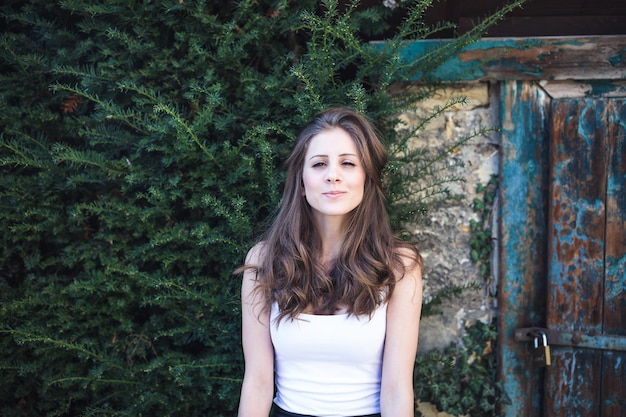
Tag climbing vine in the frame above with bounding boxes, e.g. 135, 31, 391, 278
414, 321, 511, 417
470, 176, 498, 281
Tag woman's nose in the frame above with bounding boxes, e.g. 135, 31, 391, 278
325, 166, 340, 182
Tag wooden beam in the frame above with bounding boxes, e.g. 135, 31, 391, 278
396, 35, 626, 81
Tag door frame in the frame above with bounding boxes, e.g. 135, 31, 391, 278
498, 80, 551, 416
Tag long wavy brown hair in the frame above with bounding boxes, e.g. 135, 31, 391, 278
239, 107, 421, 321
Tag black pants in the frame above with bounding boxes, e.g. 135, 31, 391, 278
271, 405, 381, 417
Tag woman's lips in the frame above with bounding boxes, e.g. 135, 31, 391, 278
322, 191, 347, 198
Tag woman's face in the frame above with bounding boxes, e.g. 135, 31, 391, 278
302, 127, 366, 223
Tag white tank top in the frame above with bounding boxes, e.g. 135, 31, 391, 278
270, 302, 387, 417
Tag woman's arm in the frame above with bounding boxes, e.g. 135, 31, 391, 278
237, 244, 275, 417
380, 249, 423, 417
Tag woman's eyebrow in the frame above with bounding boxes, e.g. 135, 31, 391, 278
308, 153, 357, 160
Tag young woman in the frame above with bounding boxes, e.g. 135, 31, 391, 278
237, 107, 423, 417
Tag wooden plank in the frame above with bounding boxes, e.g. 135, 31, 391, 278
497, 81, 551, 417
602, 352, 626, 417
602, 99, 626, 417
547, 349, 603, 414
394, 36, 626, 81
539, 80, 626, 99
546, 99, 608, 416
604, 99, 626, 335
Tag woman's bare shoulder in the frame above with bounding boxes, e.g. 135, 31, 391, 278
390, 245, 422, 305
394, 245, 422, 275
241, 242, 269, 302
245, 241, 268, 265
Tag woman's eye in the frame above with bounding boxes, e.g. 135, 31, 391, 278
342, 161, 356, 166
312, 162, 325, 168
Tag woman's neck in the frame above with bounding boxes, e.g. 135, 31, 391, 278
313, 215, 347, 265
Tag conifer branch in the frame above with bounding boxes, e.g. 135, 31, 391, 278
153, 102, 215, 161
3, 330, 125, 371
51, 143, 125, 177
0, 138, 49, 169
51, 83, 149, 135
48, 376, 143, 387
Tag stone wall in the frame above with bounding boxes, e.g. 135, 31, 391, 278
395, 81, 501, 353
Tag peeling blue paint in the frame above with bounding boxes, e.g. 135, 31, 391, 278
499, 81, 551, 417
608, 54, 623, 66
392, 37, 626, 83
606, 265, 625, 297
395, 38, 539, 81
552, 39, 588, 47
587, 80, 626, 97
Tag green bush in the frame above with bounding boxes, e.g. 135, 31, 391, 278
415, 321, 510, 417
1, 0, 522, 415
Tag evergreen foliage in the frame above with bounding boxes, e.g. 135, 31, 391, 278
414, 321, 510, 417
1, 0, 523, 415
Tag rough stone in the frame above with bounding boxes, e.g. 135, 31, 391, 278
399, 81, 499, 352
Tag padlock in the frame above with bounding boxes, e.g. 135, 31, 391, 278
532, 331, 551, 367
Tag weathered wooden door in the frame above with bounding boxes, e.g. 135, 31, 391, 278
498, 82, 626, 417
544, 98, 626, 416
